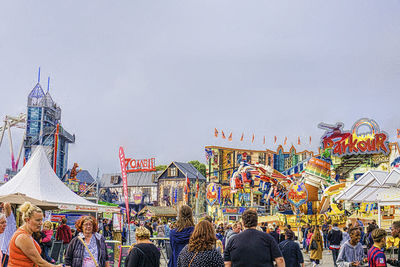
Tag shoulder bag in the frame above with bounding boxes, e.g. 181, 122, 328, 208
78, 237, 99, 267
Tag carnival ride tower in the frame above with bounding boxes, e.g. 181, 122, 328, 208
24, 69, 75, 178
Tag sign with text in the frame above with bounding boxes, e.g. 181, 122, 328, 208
124, 158, 156, 173
119, 147, 130, 224
319, 118, 390, 157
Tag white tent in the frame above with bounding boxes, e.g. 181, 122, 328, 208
335, 170, 389, 202
336, 169, 400, 227
0, 146, 119, 213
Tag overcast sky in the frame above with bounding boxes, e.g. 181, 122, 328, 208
1, 0, 400, 177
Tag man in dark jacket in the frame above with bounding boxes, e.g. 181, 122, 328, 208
56, 217, 72, 260
279, 229, 304, 267
327, 223, 343, 267
388, 221, 400, 266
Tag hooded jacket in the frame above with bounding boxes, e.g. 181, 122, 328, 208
168, 226, 194, 267
328, 227, 343, 248
336, 240, 365, 267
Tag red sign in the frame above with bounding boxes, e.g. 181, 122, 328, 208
319, 119, 390, 157
124, 158, 155, 173
119, 147, 130, 224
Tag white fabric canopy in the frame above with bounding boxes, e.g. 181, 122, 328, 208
335, 170, 390, 202
0, 146, 119, 212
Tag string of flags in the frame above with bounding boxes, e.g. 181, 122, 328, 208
214, 128, 312, 145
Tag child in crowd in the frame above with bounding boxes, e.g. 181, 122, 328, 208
41, 220, 56, 263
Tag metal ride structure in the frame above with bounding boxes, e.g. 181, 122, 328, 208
0, 68, 75, 179
0, 113, 27, 174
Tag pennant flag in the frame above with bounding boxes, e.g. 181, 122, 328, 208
284, 137, 287, 145
228, 132, 232, 141
214, 128, 218, 138
195, 176, 200, 198
397, 129, 400, 139
222, 130, 226, 139
240, 133, 244, 141
252, 134, 255, 143
274, 136, 277, 144
309, 136, 312, 145
263, 136, 265, 145
298, 137, 301, 145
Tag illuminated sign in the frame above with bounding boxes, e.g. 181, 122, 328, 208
124, 158, 156, 173
319, 118, 390, 157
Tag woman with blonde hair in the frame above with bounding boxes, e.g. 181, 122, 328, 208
8, 202, 62, 267
125, 226, 160, 267
177, 220, 224, 267
309, 226, 323, 267
168, 205, 195, 267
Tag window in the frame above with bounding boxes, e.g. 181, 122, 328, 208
178, 187, 184, 201
163, 186, 170, 197
110, 175, 121, 185
168, 167, 177, 177
142, 187, 151, 196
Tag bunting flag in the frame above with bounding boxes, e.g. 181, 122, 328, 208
397, 129, 400, 139
309, 136, 312, 145
298, 137, 301, 145
214, 128, 218, 138
252, 134, 255, 143
186, 173, 190, 191
263, 136, 266, 145
174, 188, 178, 203
240, 133, 244, 141
228, 132, 232, 141
284, 137, 287, 145
195, 177, 199, 198
221, 130, 226, 139
274, 136, 277, 144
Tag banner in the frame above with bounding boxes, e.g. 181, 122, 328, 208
119, 147, 130, 224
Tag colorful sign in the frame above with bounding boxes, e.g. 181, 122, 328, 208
304, 157, 331, 179
119, 147, 130, 224
206, 183, 218, 206
133, 193, 142, 204
124, 158, 156, 173
286, 182, 308, 208
319, 118, 390, 157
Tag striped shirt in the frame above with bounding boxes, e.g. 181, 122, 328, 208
0, 211, 16, 255
368, 245, 387, 267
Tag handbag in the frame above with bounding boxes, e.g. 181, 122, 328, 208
78, 237, 99, 267
310, 239, 318, 250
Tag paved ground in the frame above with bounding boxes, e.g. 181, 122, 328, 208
303, 248, 334, 267
150, 247, 335, 267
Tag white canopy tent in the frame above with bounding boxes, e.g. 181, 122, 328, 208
336, 169, 400, 227
0, 146, 119, 213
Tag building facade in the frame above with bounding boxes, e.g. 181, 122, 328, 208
157, 162, 207, 214
100, 170, 160, 212
24, 75, 74, 178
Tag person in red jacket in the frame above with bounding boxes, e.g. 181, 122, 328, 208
55, 217, 72, 260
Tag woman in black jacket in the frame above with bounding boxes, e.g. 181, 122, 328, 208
125, 226, 160, 267
64, 216, 109, 267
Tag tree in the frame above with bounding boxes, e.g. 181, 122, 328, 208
155, 165, 167, 172
188, 160, 207, 177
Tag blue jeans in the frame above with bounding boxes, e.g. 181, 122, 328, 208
323, 232, 329, 248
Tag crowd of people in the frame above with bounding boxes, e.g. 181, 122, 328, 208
1, 201, 400, 267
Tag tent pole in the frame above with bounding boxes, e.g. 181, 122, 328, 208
378, 203, 381, 228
